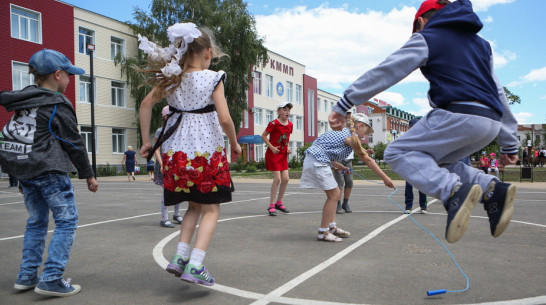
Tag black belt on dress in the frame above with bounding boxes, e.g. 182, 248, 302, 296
147, 104, 216, 163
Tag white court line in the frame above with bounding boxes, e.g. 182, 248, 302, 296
0, 201, 24, 206
152, 198, 546, 305
248, 201, 439, 305
0, 196, 273, 242
152, 201, 439, 304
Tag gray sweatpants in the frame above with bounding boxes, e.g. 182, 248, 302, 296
384, 109, 500, 204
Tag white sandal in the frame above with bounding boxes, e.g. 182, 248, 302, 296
318, 231, 343, 242
330, 226, 350, 237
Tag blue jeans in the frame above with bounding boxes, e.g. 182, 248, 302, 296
405, 181, 427, 210
17, 173, 78, 282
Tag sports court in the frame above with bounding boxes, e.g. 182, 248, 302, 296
1, 177, 545, 305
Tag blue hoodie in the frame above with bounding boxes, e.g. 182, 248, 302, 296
334, 0, 519, 155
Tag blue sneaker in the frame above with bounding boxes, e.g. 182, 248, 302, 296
444, 183, 482, 243
180, 264, 215, 286
166, 254, 188, 277
34, 278, 81, 297
14, 274, 39, 291
482, 182, 516, 238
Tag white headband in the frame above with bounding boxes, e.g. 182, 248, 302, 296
138, 22, 202, 77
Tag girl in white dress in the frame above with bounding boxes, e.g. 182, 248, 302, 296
139, 23, 241, 286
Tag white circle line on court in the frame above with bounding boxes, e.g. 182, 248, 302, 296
153, 198, 546, 305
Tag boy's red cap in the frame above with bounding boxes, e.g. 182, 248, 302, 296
413, 0, 450, 33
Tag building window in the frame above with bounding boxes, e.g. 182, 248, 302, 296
111, 37, 124, 60
536, 134, 541, 145
11, 5, 41, 43
296, 116, 303, 131
79, 76, 94, 103
265, 75, 273, 98
253, 71, 262, 95
289, 114, 294, 122
111, 81, 126, 107
254, 108, 263, 125
307, 89, 315, 136
330, 102, 334, 112
12, 62, 34, 90
286, 81, 293, 102
112, 128, 126, 153
80, 126, 96, 153
254, 144, 264, 161
289, 141, 296, 159
296, 85, 302, 105
369, 134, 373, 143
79, 27, 95, 55
241, 109, 249, 129
266, 110, 274, 123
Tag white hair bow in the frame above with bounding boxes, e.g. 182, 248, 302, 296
138, 22, 202, 77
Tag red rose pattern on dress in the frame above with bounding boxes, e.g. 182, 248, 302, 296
162, 146, 230, 194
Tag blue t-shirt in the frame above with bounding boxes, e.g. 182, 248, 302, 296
305, 128, 353, 165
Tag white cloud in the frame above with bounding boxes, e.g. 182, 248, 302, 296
372, 92, 406, 107
255, 5, 426, 93
508, 67, 546, 87
541, 96, 546, 100
483, 16, 494, 23
409, 97, 432, 116
470, 0, 515, 12
514, 112, 534, 124
488, 40, 517, 69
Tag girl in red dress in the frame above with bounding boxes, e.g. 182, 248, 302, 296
261, 102, 293, 216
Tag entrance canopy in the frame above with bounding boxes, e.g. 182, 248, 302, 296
238, 135, 264, 144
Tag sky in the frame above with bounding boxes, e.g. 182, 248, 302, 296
62, 0, 545, 124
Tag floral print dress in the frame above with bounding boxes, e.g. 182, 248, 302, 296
161, 70, 232, 205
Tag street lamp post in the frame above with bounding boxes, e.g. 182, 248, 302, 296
87, 43, 97, 177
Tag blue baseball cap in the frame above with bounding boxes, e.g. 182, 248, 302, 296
29, 49, 85, 76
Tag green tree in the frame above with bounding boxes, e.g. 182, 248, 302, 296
503, 87, 521, 105
371, 142, 388, 167
117, 0, 268, 141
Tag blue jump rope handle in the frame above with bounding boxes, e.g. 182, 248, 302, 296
427, 289, 447, 296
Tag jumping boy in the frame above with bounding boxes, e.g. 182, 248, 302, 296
0, 49, 98, 296
329, 0, 519, 243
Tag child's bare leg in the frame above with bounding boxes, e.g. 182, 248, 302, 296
270, 171, 281, 203
276, 170, 290, 202
193, 204, 220, 251
179, 201, 202, 244
321, 188, 340, 228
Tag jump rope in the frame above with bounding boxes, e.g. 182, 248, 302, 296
344, 169, 470, 296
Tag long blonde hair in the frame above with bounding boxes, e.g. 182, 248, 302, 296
140, 27, 226, 100
347, 116, 368, 158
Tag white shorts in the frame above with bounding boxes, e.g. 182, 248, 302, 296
299, 154, 338, 191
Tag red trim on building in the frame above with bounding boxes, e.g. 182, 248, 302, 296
1, 0, 75, 126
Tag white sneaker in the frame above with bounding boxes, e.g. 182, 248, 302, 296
404, 209, 412, 214
420, 209, 429, 214
173, 215, 182, 224
160, 220, 175, 228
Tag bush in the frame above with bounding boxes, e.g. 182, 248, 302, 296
289, 157, 302, 169
97, 163, 119, 177
246, 165, 257, 173
230, 162, 242, 172
256, 159, 266, 170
